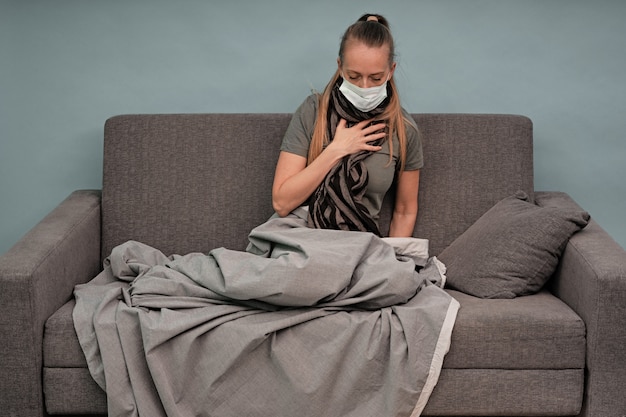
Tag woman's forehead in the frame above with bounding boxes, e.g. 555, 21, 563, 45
341, 42, 391, 73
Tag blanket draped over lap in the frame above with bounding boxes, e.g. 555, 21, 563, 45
73, 208, 459, 417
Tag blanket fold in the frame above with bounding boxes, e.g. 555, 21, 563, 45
74, 209, 458, 417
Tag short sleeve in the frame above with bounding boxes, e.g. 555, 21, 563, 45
280, 95, 319, 158
402, 111, 423, 171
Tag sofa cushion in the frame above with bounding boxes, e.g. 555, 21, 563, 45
439, 191, 590, 298
101, 114, 534, 260
44, 290, 585, 371
442, 290, 585, 369
44, 290, 585, 415
44, 299, 86, 367
101, 114, 291, 260
44, 366, 584, 416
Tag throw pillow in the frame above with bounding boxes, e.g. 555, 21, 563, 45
439, 191, 590, 298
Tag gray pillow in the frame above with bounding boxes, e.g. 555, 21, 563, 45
439, 191, 590, 298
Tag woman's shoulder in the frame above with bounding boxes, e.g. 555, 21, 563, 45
280, 94, 320, 156
397, 106, 423, 170
399, 107, 420, 143
400, 107, 418, 129
295, 93, 319, 114
288, 93, 319, 136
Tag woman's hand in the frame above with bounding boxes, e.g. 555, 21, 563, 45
327, 119, 386, 157
272, 118, 385, 217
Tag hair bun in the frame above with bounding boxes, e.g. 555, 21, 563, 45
357, 13, 390, 29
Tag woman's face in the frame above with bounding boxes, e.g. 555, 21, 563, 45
338, 41, 396, 89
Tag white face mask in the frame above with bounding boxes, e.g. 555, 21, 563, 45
339, 73, 389, 112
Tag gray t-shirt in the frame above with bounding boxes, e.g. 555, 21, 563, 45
280, 94, 423, 221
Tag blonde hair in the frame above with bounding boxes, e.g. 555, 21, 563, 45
308, 14, 414, 171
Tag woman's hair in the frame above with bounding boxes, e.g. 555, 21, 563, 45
308, 13, 414, 171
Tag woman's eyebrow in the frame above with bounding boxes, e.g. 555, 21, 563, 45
346, 70, 386, 77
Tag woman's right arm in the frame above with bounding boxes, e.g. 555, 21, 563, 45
272, 148, 343, 217
272, 119, 386, 217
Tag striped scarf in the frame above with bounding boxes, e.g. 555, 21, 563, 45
307, 78, 391, 236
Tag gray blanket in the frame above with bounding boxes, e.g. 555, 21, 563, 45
74, 209, 459, 417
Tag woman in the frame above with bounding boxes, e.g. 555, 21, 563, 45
272, 13, 423, 237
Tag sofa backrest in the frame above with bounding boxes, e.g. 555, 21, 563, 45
102, 113, 533, 259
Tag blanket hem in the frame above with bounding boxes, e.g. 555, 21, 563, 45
410, 297, 460, 417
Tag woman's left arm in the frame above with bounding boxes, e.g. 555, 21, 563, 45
388, 169, 420, 237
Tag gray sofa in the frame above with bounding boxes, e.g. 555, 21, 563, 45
1, 113, 625, 417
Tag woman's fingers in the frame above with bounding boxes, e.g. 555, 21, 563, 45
332, 119, 385, 154
362, 122, 387, 136
338, 119, 386, 137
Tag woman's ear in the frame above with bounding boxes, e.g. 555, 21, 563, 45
389, 61, 397, 79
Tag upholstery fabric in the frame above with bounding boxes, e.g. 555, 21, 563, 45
422, 369, 584, 416
44, 368, 584, 417
443, 290, 585, 369
43, 367, 107, 415
43, 363, 584, 416
102, 114, 291, 259
44, 300, 85, 367
439, 191, 590, 298
540, 191, 626, 417
102, 114, 534, 260
10, 114, 623, 417
0, 190, 101, 417
44, 287, 585, 415
44, 290, 585, 371
409, 114, 534, 255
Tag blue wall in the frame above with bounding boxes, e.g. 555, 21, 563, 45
1, 0, 625, 254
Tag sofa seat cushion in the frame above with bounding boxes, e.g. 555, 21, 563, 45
43, 366, 584, 416
44, 289, 585, 371
44, 299, 86, 367
443, 289, 585, 369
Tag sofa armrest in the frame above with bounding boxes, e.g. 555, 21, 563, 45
0, 190, 102, 417
536, 191, 626, 417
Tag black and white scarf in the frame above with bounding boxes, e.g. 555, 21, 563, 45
307, 79, 391, 236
